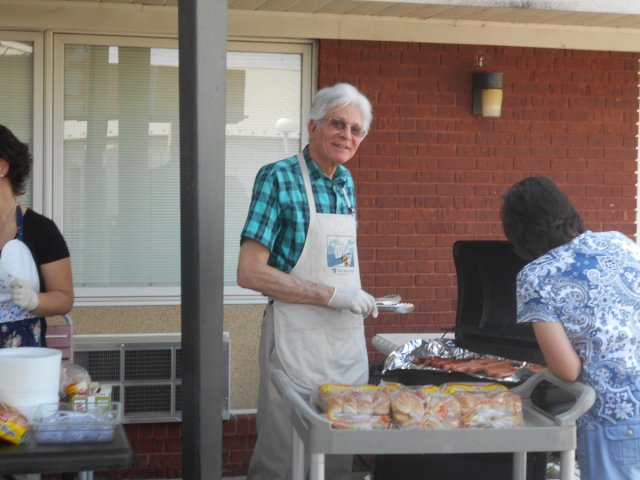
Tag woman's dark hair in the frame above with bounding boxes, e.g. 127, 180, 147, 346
0, 125, 32, 196
500, 176, 585, 260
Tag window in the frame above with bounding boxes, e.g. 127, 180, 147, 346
0, 33, 43, 210
224, 42, 312, 302
53, 35, 311, 304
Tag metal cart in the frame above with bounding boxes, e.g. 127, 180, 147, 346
272, 368, 594, 480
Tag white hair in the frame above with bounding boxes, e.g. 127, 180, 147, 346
308, 83, 373, 137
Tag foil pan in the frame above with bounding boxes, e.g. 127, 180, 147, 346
381, 337, 539, 383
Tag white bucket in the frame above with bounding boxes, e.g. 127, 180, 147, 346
0, 393, 59, 419
0, 347, 61, 418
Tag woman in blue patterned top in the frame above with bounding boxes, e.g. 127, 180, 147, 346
238, 83, 378, 480
501, 175, 640, 480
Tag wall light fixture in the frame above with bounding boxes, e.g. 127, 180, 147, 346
472, 72, 503, 117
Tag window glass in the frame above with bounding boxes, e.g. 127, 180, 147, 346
63, 44, 180, 288
59, 38, 309, 301
0, 39, 33, 207
224, 51, 302, 286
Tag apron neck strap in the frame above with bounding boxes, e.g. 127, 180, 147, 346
15, 202, 23, 241
296, 153, 316, 215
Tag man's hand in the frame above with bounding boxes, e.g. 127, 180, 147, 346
327, 287, 378, 318
10, 279, 39, 312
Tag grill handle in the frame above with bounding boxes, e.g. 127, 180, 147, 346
512, 369, 595, 427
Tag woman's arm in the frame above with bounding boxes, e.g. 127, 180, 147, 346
237, 238, 334, 306
31, 257, 74, 316
532, 321, 582, 382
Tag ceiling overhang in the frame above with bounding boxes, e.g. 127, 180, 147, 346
2, 0, 640, 51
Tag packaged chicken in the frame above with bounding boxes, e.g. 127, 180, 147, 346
454, 390, 523, 428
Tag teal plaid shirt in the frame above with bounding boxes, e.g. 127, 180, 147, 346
240, 146, 357, 273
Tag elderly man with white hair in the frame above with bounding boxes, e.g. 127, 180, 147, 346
238, 82, 378, 480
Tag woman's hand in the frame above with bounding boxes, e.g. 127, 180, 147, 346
10, 278, 39, 311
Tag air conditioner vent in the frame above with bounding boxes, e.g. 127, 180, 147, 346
73, 335, 229, 423
125, 349, 173, 381
74, 349, 121, 382
125, 384, 172, 415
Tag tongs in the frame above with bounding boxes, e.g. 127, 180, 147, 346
375, 294, 414, 314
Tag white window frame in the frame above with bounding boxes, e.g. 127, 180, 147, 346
51, 34, 314, 306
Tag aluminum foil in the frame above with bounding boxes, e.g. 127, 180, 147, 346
381, 337, 537, 383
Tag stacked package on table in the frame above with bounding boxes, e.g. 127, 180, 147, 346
314, 381, 523, 431
27, 361, 119, 444
0, 360, 118, 446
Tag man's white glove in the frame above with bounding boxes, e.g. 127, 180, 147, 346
327, 287, 378, 319
10, 279, 39, 312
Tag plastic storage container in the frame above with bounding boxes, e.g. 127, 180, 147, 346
29, 402, 121, 444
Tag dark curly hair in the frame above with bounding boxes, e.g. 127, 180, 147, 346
0, 125, 32, 196
500, 176, 585, 260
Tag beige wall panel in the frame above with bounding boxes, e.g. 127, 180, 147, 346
223, 304, 263, 410
65, 305, 181, 333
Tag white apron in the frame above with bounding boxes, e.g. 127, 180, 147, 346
0, 239, 41, 323
273, 154, 368, 389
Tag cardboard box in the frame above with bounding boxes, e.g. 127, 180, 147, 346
69, 386, 112, 412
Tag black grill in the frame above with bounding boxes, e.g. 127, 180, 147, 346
373, 240, 549, 480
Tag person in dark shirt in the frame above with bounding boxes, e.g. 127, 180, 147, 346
0, 125, 73, 347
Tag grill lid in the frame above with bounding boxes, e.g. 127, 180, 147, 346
452, 240, 545, 365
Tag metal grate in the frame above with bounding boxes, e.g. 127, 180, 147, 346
74, 349, 121, 382
125, 349, 173, 381
73, 336, 229, 423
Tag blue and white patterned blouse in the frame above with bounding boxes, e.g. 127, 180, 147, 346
516, 231, 640, 429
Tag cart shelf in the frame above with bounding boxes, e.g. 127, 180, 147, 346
272, 368, 594, 480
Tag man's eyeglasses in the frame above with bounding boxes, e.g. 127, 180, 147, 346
320, 117, 366, 138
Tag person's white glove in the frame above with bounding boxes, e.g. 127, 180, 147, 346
327, 287, 378, 318
10, 278, 39, 312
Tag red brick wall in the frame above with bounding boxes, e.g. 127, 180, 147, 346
316, 40, 638, 363
71, 40, 638, 479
